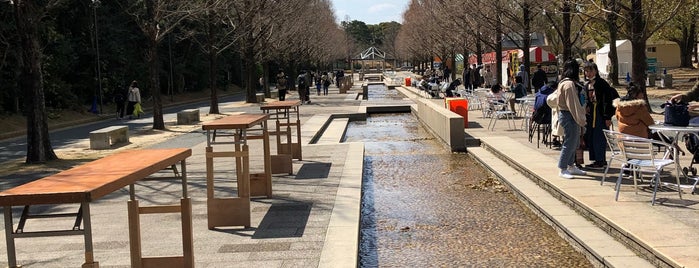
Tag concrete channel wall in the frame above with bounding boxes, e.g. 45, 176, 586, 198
413, 98, 466, 152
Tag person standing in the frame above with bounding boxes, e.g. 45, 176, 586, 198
276, 70, 287, 101
126, 80, 141, 119
582, 61, 619, 169
298, 71, 310, 104
531, 64, 547, 92
462, 65, 472, 92
556, 60, 587, 179
443, 66, 451, 82
516, 64, 530, 93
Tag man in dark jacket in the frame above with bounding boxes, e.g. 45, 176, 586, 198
531, 64, 547, 92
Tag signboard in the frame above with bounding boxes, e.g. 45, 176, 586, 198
647, 57, 657, 74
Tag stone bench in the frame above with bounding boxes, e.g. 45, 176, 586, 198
256, 93, 265, 103
89, 125, 129, 149
177, 108, 200, 125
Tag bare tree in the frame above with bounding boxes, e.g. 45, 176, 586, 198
121, 0, 200, 130
11, 0, 59, 163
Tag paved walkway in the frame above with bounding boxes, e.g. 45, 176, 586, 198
395, 80, 699, 268
1, 71, 698, 267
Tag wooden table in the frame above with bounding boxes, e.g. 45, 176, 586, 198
0, 148, 194, 268
202, 114, 271, 229
260, 100, 302, 175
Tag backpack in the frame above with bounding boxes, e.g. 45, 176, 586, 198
298, 76, 306, 88
532, 104, 551, 124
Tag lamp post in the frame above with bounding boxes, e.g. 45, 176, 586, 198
93, 0, 103, 114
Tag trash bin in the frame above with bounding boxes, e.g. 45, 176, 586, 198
405, 77, 411, 86
448, 98, 469, 128
662, 74, 673, 88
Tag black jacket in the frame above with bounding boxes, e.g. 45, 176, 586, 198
585, 77, 619, 122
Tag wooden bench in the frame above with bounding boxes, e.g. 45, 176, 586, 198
177, 109, 200, 125
89, 125, 129, 149
0, 148, 194, 268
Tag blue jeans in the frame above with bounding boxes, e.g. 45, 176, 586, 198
558, 110, 581, 170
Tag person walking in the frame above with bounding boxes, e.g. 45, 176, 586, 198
322, 72, 330, 95
556, 60, 587, 179
315, 73, 322, 96
276, 70, 287, 101
126, 80, 141, 119
113, 89, 126, 119
298, 71, 310, 104
582, 61, 619, 169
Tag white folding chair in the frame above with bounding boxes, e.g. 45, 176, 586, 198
615, 136, 681, 205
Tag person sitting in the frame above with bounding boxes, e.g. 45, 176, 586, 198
487, 84, 507, 113
613, 82, 654, 138
445, 78, 462, 97
533, 81, 557, 125
509, 75, 527, 112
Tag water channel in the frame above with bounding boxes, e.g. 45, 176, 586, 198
346, 84, 591, 267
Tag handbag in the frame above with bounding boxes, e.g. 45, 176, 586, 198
661, 102, 690, 126
133, 102, 144, 117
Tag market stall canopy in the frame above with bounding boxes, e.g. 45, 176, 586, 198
469, 47, 556, 65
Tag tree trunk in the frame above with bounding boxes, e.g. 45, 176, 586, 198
629, 0, 649, 109
15, 0, 58, 163
606, 0, 620, 85
677, 23, 696, 68
148, 37, 164, 129
244, 43, 257, 103
207, 16, 220, 114
522, 3, 531, 92
561, 2, 573, 60
208, 49, 220, 114
146, 0, 164, 130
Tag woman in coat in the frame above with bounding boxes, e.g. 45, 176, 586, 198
614, 82, 654, 138
583, 62, 620, 168
557, 59, 587, 179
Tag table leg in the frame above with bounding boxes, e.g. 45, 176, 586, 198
4, 206, 17, 268
81, 202, 99, 268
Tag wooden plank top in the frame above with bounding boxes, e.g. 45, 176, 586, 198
202, 114, 269, 130
0, 148, 192, 206
260, 100, 302, 110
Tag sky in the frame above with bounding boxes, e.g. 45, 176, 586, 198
330, 0, 409, 25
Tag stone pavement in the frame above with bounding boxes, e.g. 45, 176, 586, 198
0, 84, 368, 267
2, 71, 698, 267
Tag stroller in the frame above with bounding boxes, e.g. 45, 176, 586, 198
683, 132, 699, 176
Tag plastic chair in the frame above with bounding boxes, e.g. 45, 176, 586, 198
615, 136, 681, 205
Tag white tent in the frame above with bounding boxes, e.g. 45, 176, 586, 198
596, 40, 632, 79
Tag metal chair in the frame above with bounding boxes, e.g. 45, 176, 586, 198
615, 136, 681, 205
601, 130, 633, 185
487, 92, 516, 131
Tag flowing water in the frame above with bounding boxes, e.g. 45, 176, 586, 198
347, 85, 591, 267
